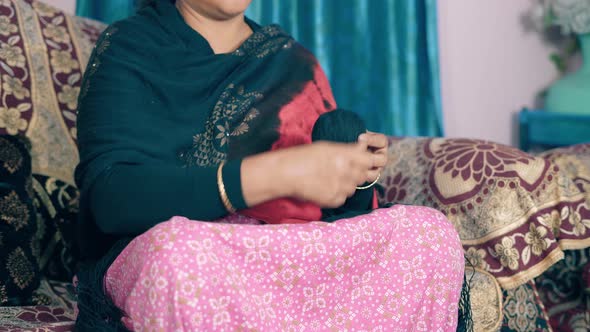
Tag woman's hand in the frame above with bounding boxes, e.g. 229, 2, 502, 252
358, 131, 389, 182
241, 137, 388, 209
279, 141, 378, 208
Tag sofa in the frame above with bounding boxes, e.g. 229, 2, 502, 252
1, 0, 589, 331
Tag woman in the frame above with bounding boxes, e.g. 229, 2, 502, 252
75, 0, 465, 330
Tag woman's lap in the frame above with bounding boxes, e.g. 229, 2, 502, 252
105, 205, 464, 331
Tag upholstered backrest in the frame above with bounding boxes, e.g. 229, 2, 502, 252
0, 0, 105, 185
1, 0, 106, 281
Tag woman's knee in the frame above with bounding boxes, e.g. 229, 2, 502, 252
142, 217, 191, 250
418, 207, 464, 270
387, 205, 464, 267
140, 217, 222, 272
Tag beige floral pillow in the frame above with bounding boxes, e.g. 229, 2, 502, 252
0, 0, 105, 185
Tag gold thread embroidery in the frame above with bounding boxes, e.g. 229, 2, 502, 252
0, 137, 23, 173
465, 267, 503, 332
0, 283, 7, 305
0, 191, 30, 231
234, 25, 294, 58
6, 246, 35, 290
183, 84, 262, 167
77, 26, 117, 101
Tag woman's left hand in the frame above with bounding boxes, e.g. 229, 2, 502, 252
358, 132, 389, 182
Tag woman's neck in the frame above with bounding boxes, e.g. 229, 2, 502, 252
176, 1, 253, 54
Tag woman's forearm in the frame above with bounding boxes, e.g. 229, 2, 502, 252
240, 150, 293, 207
89, 160, 246, 234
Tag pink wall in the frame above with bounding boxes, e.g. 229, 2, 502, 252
437, 1, 559, 146
46, 0, 75, 13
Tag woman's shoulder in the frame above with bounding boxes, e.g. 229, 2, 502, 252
96, 13, 164, 56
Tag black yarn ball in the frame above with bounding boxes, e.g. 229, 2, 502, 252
311, 109, 375, 221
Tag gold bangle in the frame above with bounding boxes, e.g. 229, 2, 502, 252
217, 161, 236, 214
356, 172, 380, 190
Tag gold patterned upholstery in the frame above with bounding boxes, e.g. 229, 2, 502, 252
0, 0, 104, 184
466, 267, 503, 332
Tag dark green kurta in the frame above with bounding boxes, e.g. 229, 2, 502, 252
75, 0, 335, 258
75, 2, 250, 252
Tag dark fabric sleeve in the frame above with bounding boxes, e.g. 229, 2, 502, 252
89, 159, 246, 234
75, 23, 246, 236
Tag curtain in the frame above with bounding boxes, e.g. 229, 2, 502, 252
247, 0, 442, 136
75, 0, 443, 136
76, 0, 138, 24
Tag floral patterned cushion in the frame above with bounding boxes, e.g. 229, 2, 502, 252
0, 0, 104, 286
0, 0, 104, 184
378, 138, 590, 289
0, 135, 40, 306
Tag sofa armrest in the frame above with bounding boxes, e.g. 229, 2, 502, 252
540, 143, 590, 196
378, 137, 590, 289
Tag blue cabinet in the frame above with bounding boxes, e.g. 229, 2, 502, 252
519, 108, 590, 151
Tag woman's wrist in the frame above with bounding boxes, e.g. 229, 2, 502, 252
240, 150, 292, 207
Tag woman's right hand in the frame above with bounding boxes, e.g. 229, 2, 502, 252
241, 141, 378, 208
279, 141, 377, 207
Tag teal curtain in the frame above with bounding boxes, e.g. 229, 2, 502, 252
76, 0, 137, 24
75, 0, 443, 136
247, 1, 443, 136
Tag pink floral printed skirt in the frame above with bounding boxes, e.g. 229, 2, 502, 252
104, 205, 464, 331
